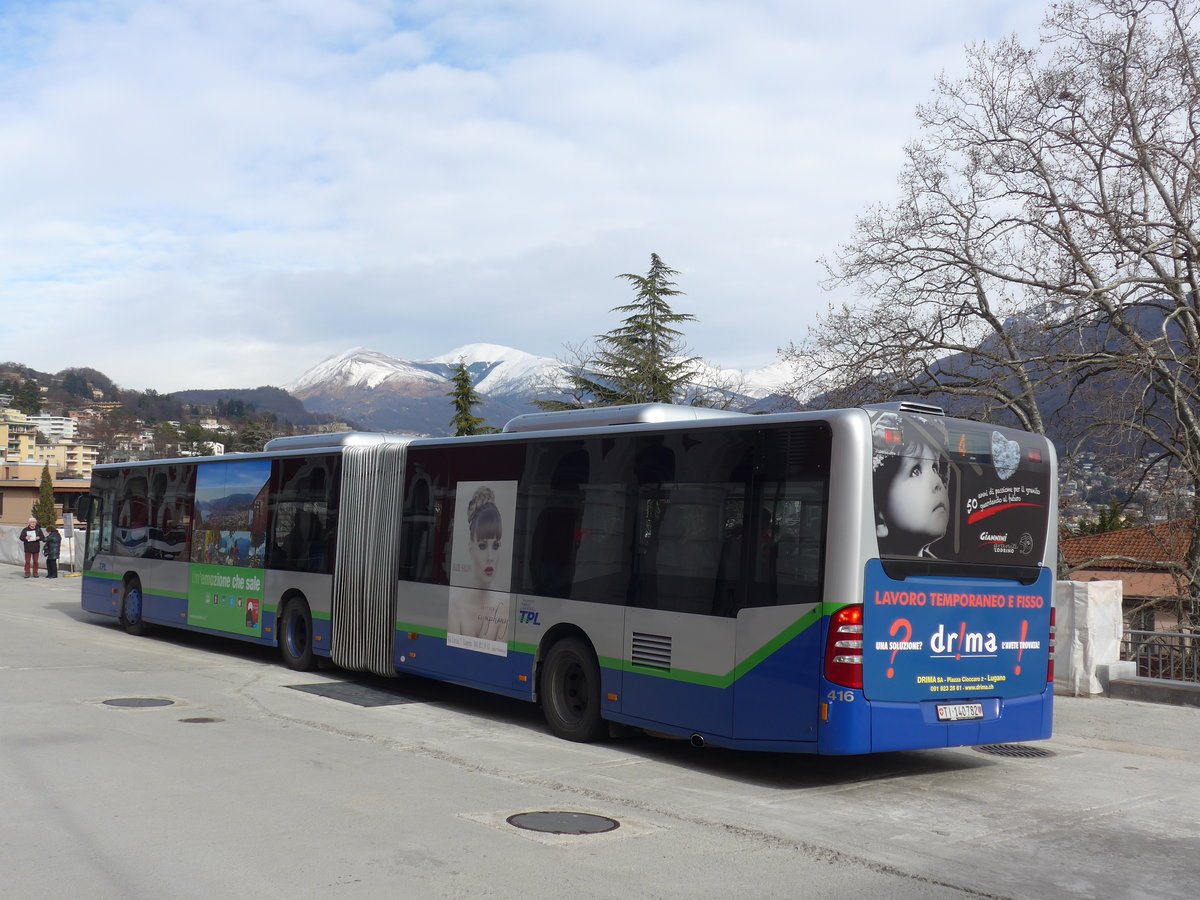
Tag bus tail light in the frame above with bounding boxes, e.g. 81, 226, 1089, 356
1047, 607, 1056, 683
824, 605, 864, 689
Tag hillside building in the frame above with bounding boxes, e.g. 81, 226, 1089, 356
29, 414, 80, 441
1, 408, 40, 461
32, 440, 100, 480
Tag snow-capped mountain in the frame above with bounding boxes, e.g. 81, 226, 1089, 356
426, 344, 565, 396
286, 347, 445, 393
286, 345, 795, 435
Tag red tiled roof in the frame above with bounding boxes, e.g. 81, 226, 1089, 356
1060, 519, 1195, 570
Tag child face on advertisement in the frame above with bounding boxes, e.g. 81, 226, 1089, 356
882, 440, 949, 541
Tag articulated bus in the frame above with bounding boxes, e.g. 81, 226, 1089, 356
79, 402, 1057, 753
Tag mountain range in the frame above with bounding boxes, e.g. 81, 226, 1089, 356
284, 344, 795, 435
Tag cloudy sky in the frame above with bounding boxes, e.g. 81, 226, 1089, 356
0, 0, 1048, 393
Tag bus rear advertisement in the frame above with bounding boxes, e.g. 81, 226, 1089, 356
80, 402, 1057, 754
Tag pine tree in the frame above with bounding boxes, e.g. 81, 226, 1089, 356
14, 378, 43, 416
540, 254, 699, 409
447, 362, 488, 436
32, 463, 57, 528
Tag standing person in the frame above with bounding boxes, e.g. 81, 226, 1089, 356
43, 524, 62, 579
19, 517, 45, 579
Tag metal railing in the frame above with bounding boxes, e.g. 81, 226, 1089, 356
1121, 629, 1200, 683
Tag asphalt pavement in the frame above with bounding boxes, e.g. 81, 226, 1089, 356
3, 566, 1198, 900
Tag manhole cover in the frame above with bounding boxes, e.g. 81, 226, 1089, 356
286, 682, 423, 707
974, 743, 1055, 759
179, 717, 223, 724
506, 812, 620, 835
102, 698, 176, 708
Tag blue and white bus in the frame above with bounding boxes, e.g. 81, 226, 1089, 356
80, 402, 1056, 753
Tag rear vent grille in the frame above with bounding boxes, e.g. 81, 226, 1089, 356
631, 632, 672, 670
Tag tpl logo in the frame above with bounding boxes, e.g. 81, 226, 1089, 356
518, 610, 541, 626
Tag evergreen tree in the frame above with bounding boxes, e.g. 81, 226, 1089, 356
14, 378, 43, 416
232, 420, 275, 452
61, 371, 90, 397
180, 423, 218, 456
539, 254, 699, 409
447, 362, 489, 435
32, 463, 57, 527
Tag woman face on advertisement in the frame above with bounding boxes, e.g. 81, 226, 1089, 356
468, 507, 502, 587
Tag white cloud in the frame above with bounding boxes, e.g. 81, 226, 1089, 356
0, 0, 1047, 391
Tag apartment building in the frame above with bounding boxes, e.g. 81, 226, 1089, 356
32, 440, 100, 480
29, 414, 80, 441
1, 408, 39, 460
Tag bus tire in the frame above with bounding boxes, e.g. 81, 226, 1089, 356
541, 637, 607, 742
279, 598, 316, 671
120, 578, 148, 636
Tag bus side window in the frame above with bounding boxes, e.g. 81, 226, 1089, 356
519, 442, 589, 600
649, 483, 726, 615
400, 472, 436, 582
269, 456, 338, 574
530, 506, 581, 598
115, 472, 149, 558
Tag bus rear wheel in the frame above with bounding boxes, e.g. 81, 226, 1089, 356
279, 598, 315, 671
541, 637, 606, 742
120, 578, 148, 636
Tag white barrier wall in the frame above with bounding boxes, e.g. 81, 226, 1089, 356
1053, 580, 1124, 696
0, 525, 86, 572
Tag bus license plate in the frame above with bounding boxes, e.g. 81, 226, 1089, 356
936, 702, 984, 722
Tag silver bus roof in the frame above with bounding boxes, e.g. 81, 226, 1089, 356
502, 402, 748, 434
263, 432, 417, 452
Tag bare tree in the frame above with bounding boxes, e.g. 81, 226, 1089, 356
787, 0, 1200, 623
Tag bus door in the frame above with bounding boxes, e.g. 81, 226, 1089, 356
732, 484, 825, 743
78, 476, 119, 617
81, 477, 116, 570
619, 482, 736, 736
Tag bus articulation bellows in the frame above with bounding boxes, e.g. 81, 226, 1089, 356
79, 402, 1056, 754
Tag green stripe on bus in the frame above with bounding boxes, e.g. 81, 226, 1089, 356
600, 605, 840, 688
81, 571, 188, 601
396, 605, 847, 689
83, 570, 122, 581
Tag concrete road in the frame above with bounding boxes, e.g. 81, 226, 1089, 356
3, 569, 1197, 900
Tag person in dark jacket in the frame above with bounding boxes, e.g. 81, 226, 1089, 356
19, 517, 45, 578
43, 525, 62, 579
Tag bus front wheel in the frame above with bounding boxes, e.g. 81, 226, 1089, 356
541, 637, 606, 742
279, 598, 315, 671
120, 578, 148, 636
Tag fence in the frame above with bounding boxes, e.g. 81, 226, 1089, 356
1121, 629, 1200, 683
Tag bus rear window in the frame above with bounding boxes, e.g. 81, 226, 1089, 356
869, 410, 1051, 566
